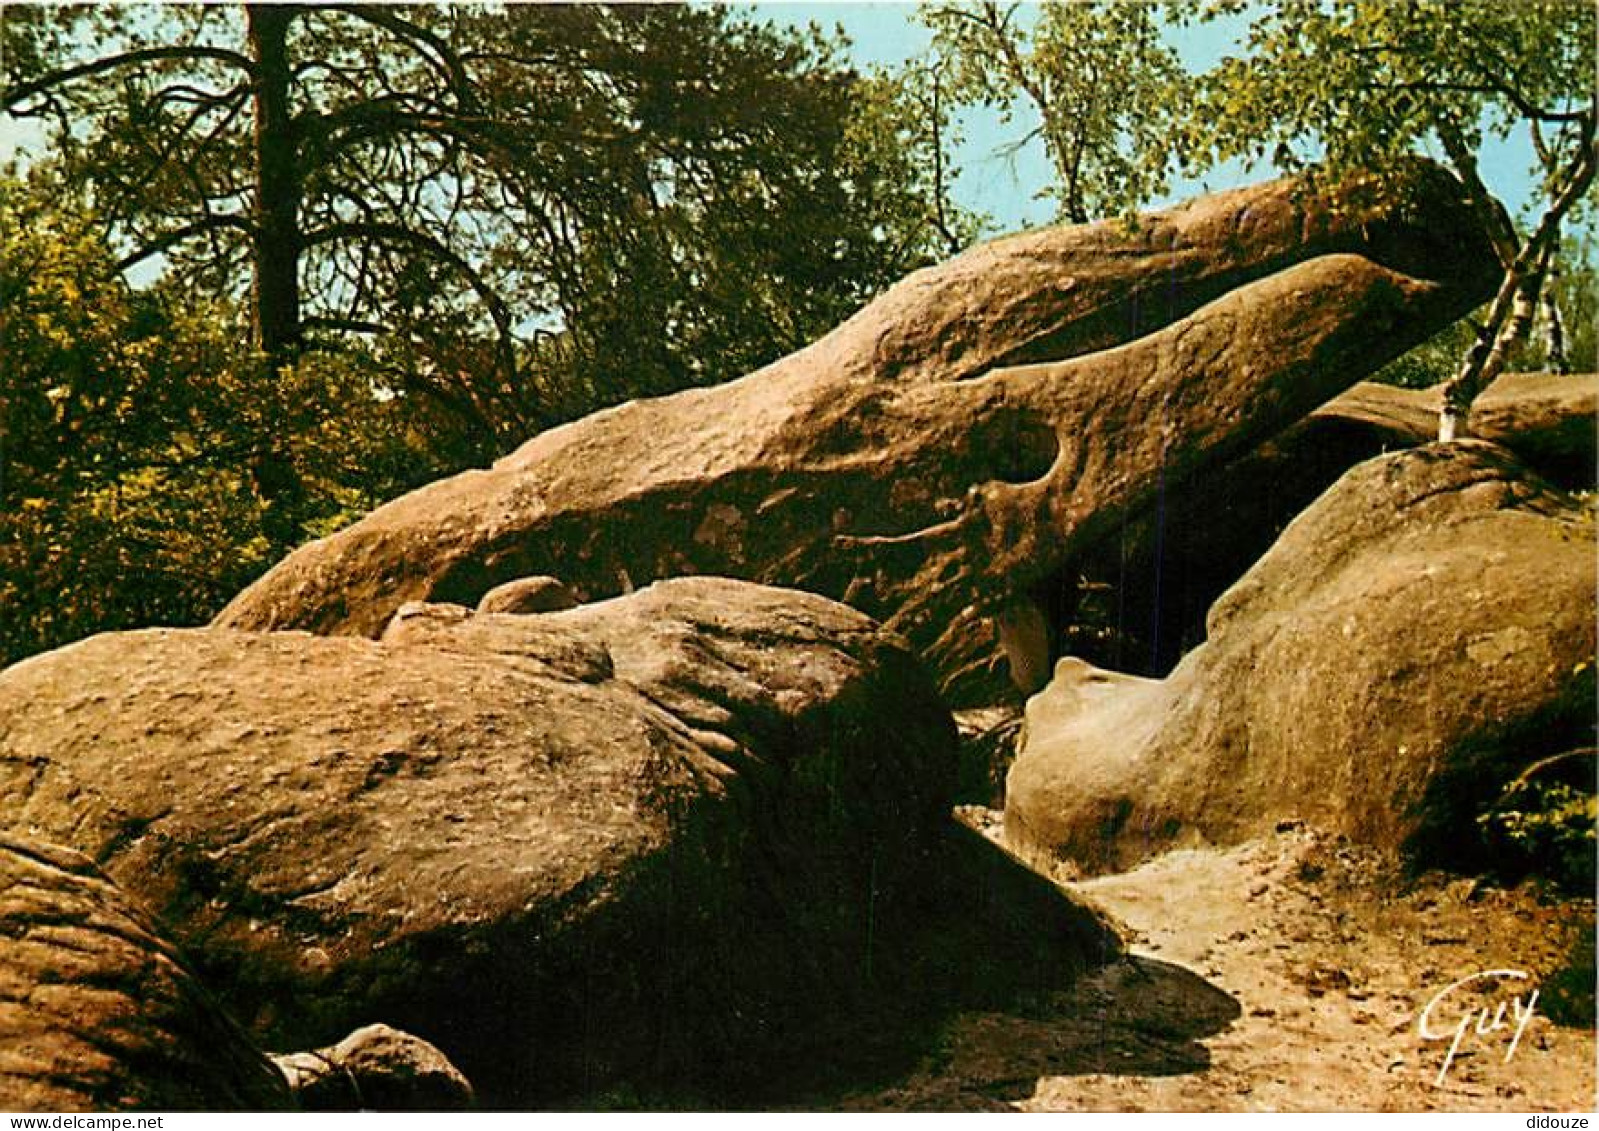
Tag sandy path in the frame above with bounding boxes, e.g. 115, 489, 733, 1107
836, 820, 1595, 1112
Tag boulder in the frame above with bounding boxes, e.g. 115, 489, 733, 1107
475, 575, 578, 615
1321, 372, 1594, 480
215, 166, 1498, 708
0, 578, 1117, 1105
1043, 372, 1598, 678
1313, 372, 1596, 489
273, 1024, 473, 1111
1006, 442, 1597, 876
0, 836, 293, 1111
378, 599, 473, 642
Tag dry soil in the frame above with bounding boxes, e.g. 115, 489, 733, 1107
833, 815, 1596, 1112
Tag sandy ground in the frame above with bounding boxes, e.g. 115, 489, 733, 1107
834, 815, 1596, 1112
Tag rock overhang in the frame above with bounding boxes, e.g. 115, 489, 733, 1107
214, 161, 1502, 709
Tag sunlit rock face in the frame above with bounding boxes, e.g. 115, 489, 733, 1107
1006, 442, 1597, 876
216, 162, 1499, 708
0, 577, 1118, 1106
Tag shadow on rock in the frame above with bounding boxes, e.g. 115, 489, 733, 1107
828, 955, 1240, 1110
1039, 956, 1243, 1075
570, 820, 1128, 1109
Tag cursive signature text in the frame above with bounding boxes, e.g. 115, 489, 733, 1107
1418, 968, 1539, 1087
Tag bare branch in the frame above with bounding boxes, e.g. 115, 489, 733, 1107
2, 45, 255, 113
324, 5, 476, 109
114, 214, 254, 273
303, 218, 520, 385
921, 61, 965, 256
1530, 117, 1553, 169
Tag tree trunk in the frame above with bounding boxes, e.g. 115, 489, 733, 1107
1438, 123, 1598, 440
1541, 262, 1569, 374
248, 4, 300, 365
1439, 250, 1548, 442
246, 4, 305, 547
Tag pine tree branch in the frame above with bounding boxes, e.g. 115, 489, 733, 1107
324, 5, 477, 110
114, 214, 254, 273
303, 218, 520, 387
2, 45, 255, 113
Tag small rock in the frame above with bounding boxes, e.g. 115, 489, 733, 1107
273, 1024, 473, 1111
380, 600, 473, 644
476, 575, 579, 615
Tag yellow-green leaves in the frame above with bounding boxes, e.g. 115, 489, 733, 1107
921, 0, 1190, 223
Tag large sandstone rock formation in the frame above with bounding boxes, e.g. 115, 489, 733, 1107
215, 165, 1498, 707
0, 578, 1117, 1105
0, 836, 293, 1111
1049, 372, 1598, 677
1006, 442, 1596, 876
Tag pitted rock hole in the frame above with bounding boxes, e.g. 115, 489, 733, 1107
976, 407, 1060, 486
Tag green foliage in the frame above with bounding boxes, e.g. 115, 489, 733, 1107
1476, 774, 1596, 896
922, 0, 1188, 222
1, 172, 260, 661
1372, 317, 1480, 390
1174, 0, 1595, 190
1540, 928, 1596, 1028
0, 172, 446, 665
842, 61, 993, 259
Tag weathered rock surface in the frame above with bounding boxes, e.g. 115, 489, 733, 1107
475, 575, 578, 615
1006, 442, 1597, 876
1311, 372, 1596, 488
215, 166, 1498, 708
0, 578, 1118, 1106
1048, 372, 1598, 677
378, 598, 473, 642
273, 1024, 473, 1111
0, 836, 293, 1112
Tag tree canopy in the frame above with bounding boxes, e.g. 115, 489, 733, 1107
0, 2, 969, 662
0, 169, 438, 661
2, 5, 955, 434
1172, 0, 1597, 435
920, 0, 1188, 223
